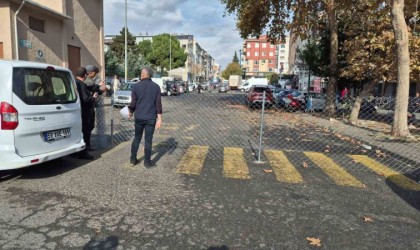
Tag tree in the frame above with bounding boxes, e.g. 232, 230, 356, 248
270, 73, 280, 85
109, 27, 137, 64
232, 51, 239, 63
222, 62, 241, 79
137, 40, 153, 59
147, 34, 187, 74
127, 51, 150, 78
105, 50, 123, 77
391, 0, 411, 137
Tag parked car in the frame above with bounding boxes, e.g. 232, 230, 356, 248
165, 81, 180, 96
245, 85, 275, 108
304, 92, 326, 111
0, 60, 85, 170
219, 83, 230, 93
113, 82, 135, 107
274, 90, 294, 106
188, 83, 195, 92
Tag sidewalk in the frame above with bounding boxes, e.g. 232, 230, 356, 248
299, 114, 420, 164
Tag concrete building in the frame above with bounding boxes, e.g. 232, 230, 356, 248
0, 0, 104, 76
242, 35, 289, 78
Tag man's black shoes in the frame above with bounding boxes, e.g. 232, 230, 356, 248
130, 159, 139, 166
144, 161, 156, 168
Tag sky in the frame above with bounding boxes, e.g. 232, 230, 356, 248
103, 0, 243, 69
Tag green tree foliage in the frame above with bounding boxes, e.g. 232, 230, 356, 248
127, 51, 150, 78
109, 27, 137, 63
105, 50, 124, 77
222, 62, 241, 79
146, 34, 187, 74
269, 73, 280, 84
232, 51, 239, 63
137, 40, 153, 59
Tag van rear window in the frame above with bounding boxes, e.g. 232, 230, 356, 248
12, 68, 77, 105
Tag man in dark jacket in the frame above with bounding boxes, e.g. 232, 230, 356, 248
128, 67, 162, 168
75, 67, 98, 160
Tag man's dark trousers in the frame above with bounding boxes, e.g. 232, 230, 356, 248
131, 118, 156, 163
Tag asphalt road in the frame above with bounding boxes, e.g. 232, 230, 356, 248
0, 90, 419, 249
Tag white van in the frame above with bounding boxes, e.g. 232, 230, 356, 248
0, 60, 85, 170
239, 77, 268, 92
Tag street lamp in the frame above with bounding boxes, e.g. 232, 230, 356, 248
239, 49, 242, 76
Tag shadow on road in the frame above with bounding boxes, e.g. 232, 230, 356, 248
386, 174, 420, 211
83, 235, 119, 250
208, 246, 229, 250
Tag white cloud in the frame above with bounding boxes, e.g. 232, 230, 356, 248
104, 0, 243, 68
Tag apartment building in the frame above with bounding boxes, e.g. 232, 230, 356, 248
242, 35, 290, 78
0, 0, 104, 75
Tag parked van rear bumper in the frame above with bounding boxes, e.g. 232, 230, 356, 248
0, 142, 85, 170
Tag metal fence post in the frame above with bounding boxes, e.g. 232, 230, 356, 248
257, 90, 266, 163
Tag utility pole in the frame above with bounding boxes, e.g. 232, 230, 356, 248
124, 0, 127, 83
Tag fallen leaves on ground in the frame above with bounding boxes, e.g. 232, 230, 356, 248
303, 162, 308, 168
263, 169, 273, 173
375, 150, 387, 158
306, 237, 322, 247
363, 216, 374, 222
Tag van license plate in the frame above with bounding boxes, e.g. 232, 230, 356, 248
44, 128, 71, 142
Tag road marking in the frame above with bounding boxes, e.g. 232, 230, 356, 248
264, 150, 304, 183
176, 145, 209, 175
305, 152, 365, 188
349, 155, 420, 191
223, 147, 250, 179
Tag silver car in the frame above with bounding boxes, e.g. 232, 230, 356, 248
113, 82, 135, 107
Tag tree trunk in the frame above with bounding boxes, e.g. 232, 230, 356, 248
324, 0, 339, 115
349, 81, 377, 124
391, 0, 411, 137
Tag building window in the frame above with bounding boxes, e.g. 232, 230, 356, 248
281, 44, 285, 48
255, 43, 259, 48
270, 44, 275, 48
255, 52, 259, 56
29, 16, 45, 33
269, 68, 273, 72
262, 43, 267, 48
280, 56, 285, 60
262, 52, 266, 56
269, 52, 273, 57
254, 61, 259, 65
253, 68, 259, 72
247, 52, 250, 57
280, 50, 285, 54
269, 60, 273, 64
247, 43, 251, 48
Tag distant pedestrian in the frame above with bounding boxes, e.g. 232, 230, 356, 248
75, 67, 98, 160
128, 67, 163, 168
341, 87, 348, 99
197, 83, 203, 94
113, 75, 121, 92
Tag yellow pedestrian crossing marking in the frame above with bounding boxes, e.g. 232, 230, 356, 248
174, 146, 416, 190
264, 150, 304, 183
223, 147, 250, 179
349, 155, 420, 191
176, 145, 209, 175
304, 152, 365, 188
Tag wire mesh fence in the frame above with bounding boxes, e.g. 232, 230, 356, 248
96, 84, 420, 184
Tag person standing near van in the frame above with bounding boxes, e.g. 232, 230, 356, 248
75, 67, 98, 160
128, 67, 162, 168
